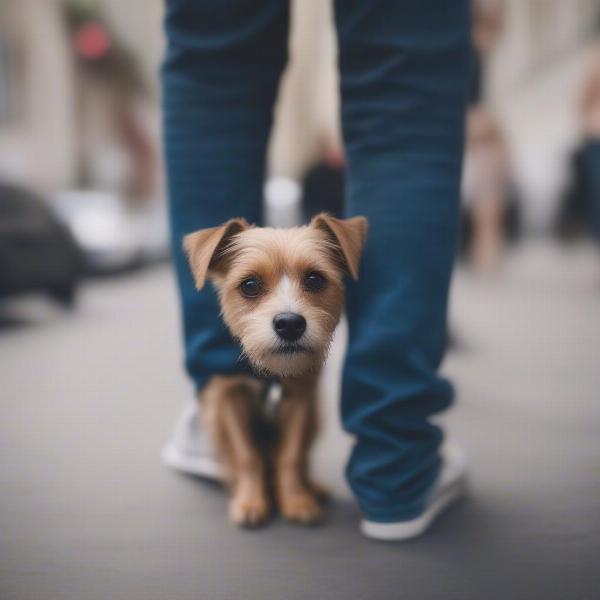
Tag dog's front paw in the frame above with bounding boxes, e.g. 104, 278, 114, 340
229, 491, 270, 527
279, 490, 323, 525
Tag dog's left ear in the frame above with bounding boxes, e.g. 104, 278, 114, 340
311, 213, 368, 280
183, 218, 250, 290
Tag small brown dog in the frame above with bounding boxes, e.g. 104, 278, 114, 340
184, 213, 367, 526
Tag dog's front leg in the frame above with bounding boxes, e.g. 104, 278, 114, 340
201, 375, 270, 527
276, 374, 322, 524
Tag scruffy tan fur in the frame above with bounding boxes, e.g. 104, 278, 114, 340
184, 213, 367, 526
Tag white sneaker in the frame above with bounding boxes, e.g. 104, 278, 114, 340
161, 399, 224, 481
361, 441, 467, 541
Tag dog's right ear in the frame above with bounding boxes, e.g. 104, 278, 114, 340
183, 218, 249, 290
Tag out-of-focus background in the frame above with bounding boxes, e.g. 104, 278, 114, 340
1, 2, 599, 600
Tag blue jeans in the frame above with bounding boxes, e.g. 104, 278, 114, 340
162, 0, 470, 522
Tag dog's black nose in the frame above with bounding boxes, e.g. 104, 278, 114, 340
273, 313, 306, 342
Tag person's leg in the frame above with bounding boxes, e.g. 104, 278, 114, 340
335, 0, 471, 528
162, 0, 289, 390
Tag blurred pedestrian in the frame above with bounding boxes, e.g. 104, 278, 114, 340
556, 53, 600, 242
470, 0, 505, 105
301, 133, 345, 222
63, 2, 157, 204
461, 106, 517, 272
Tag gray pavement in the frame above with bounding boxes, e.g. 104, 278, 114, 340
1, 240, 599, 600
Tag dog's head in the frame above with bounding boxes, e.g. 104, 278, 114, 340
184, 213, 367, 377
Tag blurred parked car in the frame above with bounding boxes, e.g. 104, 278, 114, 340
0, 181, 82, 305
50, 190, 169, 273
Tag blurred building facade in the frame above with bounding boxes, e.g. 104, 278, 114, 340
0, 0, 76, 191
0, 0, 162, 196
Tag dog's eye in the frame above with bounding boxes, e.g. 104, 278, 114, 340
240, 278, 262, 298
303, 271, 326, 293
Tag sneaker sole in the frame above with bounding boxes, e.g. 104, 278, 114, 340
161, 443, 224, 481
360, 476, 465, 541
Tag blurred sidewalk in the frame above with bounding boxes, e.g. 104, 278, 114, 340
1, 240, 599, 600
